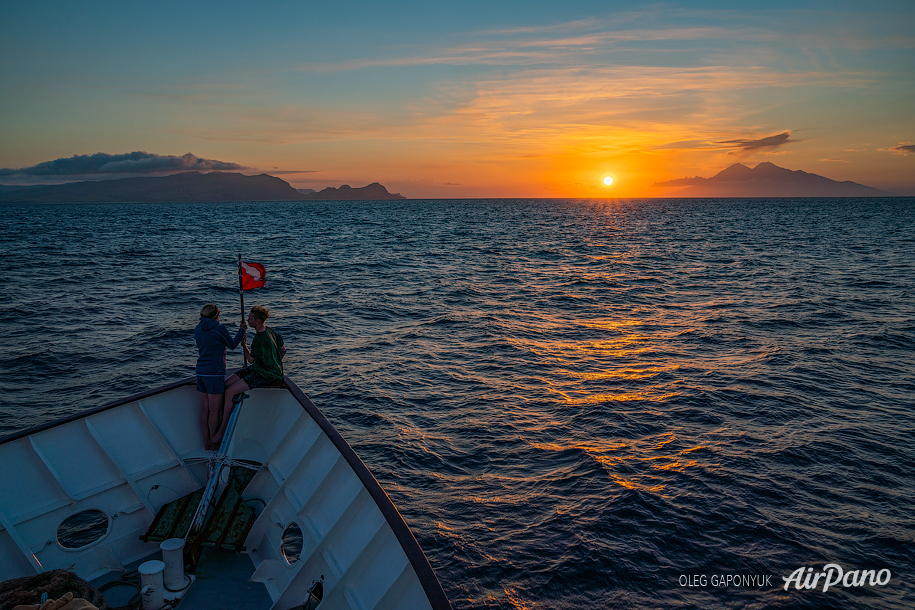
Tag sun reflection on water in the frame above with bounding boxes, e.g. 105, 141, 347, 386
530, 436, 712, 495
506, 309, 720, 495
515, 315, 684, 405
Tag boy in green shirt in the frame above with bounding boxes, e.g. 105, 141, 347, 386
210, 305, 286, 449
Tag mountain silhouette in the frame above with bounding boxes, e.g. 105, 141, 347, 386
653, 162, 897, 197
0, 172, 406, 202
298, 182, 405, 200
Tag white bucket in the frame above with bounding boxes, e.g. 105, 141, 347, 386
138, 560, 165, 610
160, 538, 188, 591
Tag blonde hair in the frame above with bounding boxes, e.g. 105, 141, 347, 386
250, 305, 270, 322
201, 303, 220, 319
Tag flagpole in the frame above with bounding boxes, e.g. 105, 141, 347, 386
238, 253, 245, 367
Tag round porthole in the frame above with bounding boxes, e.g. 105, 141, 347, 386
57, 509, 110, 550
282, 522, 303, 565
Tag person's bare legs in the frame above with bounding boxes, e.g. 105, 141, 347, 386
205, 373, 240, 449
210, 378, 250, 449
199, 392, 209, 445
204, 393, 223, 448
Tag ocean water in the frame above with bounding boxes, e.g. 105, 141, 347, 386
1, 197, 913, 609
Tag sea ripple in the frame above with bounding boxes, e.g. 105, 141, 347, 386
1, 197, 913, 609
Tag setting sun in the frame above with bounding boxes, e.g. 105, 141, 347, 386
603, 176, 614, 186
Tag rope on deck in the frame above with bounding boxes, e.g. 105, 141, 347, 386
0, 570, 107, 610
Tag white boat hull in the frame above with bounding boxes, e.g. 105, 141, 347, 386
0, 377, 451, 610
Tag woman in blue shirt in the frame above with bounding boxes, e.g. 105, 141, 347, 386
194, 303, 246, 449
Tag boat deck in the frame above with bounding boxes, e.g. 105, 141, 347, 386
92, 548, 272, 610
2, 380, 451, 610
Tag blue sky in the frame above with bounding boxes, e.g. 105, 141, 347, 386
2, 0, 913, 196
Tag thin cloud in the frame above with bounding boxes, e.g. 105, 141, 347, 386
0, 152, 246, 177
413, 69, 827, 143
300, 25, 781, 73
892, 144, 915, 155
717, 132, 794, 152
655, 140, 718, 150
295, 7, 913, 75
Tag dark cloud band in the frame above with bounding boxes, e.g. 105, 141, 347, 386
0, 152, 246, 177
717, 132, 793, 152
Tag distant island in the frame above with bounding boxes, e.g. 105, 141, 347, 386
297, 182, 405, 200
653, 162, 898, 197
0, 171, 406, 203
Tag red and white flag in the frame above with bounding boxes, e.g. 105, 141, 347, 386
240, 261, 267, 290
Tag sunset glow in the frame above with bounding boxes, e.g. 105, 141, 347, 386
1, 2, 913, 196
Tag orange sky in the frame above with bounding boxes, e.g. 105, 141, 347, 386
2, 2, 914, 196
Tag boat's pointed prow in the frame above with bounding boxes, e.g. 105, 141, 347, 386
0, 376, 452, 610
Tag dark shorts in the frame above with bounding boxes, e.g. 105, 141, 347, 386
237, 365, 279, 390
196, 374, 226, 395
